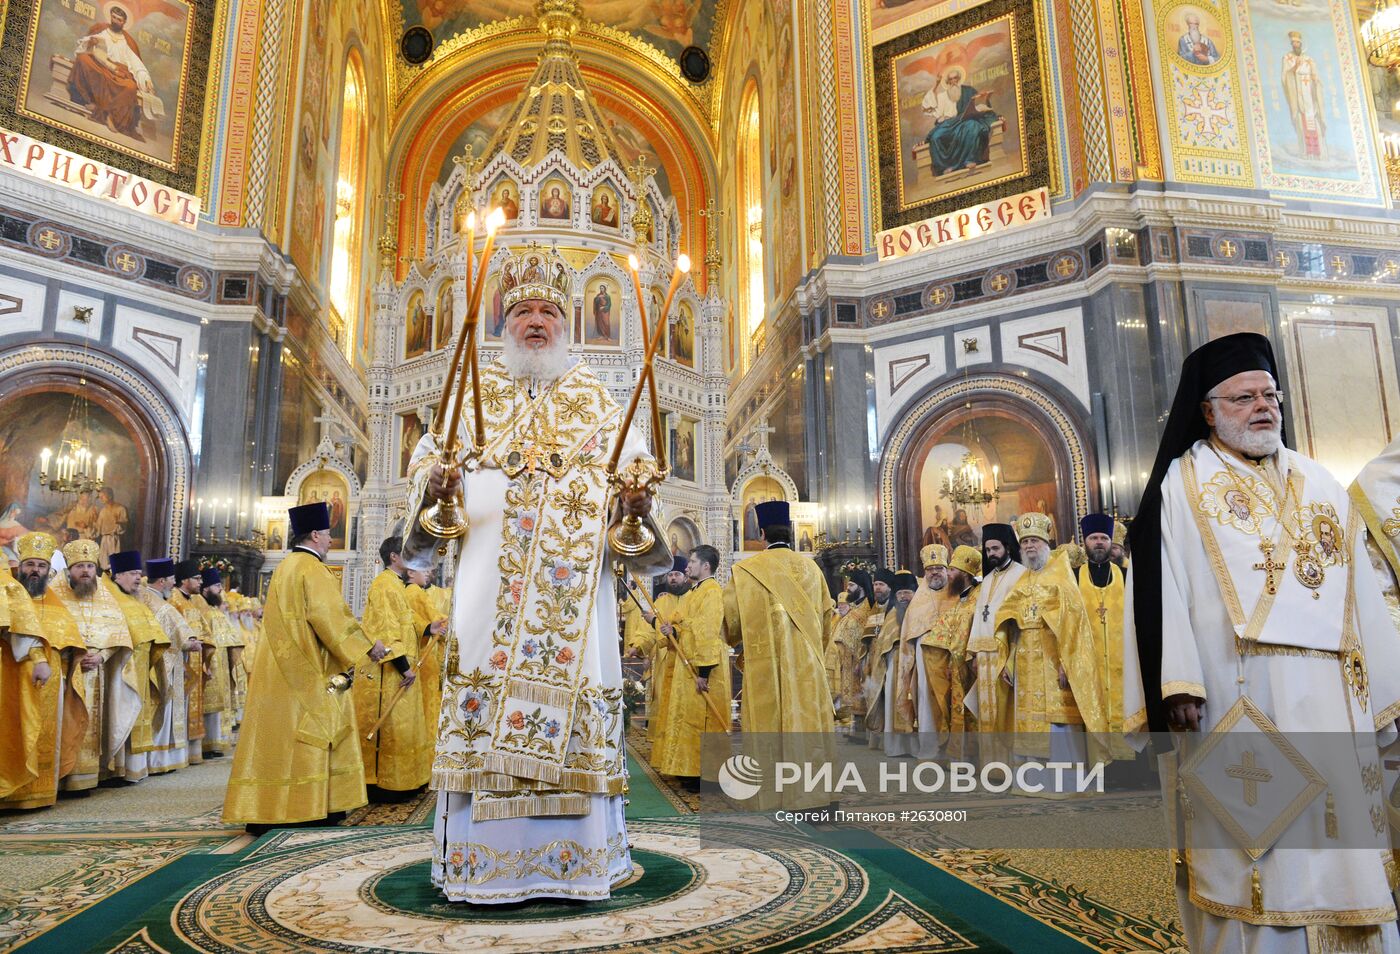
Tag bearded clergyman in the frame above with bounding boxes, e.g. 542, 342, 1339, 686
403, 245, 671, 904
1126, 332, 1400, 952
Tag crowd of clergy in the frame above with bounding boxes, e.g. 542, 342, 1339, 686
625, 501, 1135, 792
0, 512, 453, 821
0, 539, 263, 809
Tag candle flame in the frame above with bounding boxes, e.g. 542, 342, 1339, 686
486, 207, 506, 232
464, 210, 477, 231
627, 254, 640, 271
677, 253, 691, 273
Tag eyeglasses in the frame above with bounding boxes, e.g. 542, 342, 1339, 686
1207, 390, 1284, 409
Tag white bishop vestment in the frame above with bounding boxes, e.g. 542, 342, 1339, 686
406, 357, 670, 904
1126, 439, 1400, 953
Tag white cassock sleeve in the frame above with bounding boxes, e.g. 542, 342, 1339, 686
1159, 463, 1207, 704
1120, 573, 1148, 745
9, 634, 40, 663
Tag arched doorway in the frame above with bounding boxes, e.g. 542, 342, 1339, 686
0, 360, 186, 564
879, 375, 1093, 570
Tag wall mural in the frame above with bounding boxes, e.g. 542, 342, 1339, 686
872, 0, 1049, 229
668, 414, 697, 483
739, 474, 785, 550
0, 0, 214, 189
297, 468, 350, 550
398, 0, 721, 61
1235, 0, 1379, 201
1154, 0, 1252, 188
0, 391, 145, 566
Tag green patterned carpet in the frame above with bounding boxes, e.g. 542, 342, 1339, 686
2, 751, 1185, 953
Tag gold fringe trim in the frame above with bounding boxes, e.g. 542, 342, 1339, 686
430, 768, 626, 796
505, 678, 573, 710
470, 793, 592, 821
1326, 792, 1339, 840
1235, 640, 1340, 660
1306, 924, 1385, 954
1251, 866, 1263, 915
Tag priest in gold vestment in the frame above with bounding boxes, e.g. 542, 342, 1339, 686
1126, 333, 1400, 953
993, 513, 1107, 780
722, 501, 835, 810
906, 545, 959, 759
626, 557, 687, 753
404, 246, 671, 903
1, 558, 49, 802
868, 570, 918, 755
1074, 514, 1132, 761
2, 534, 84, 809
965, 524, 1025, 765
169, 560, 207, 764
192, 567, 241, 755
830, 568, 875, 729
104, 550, 170, 783
223, 502, 392, 830
930, 546, 981, 760
649, 545, 729, 786
140, 557, 197, 774
356, 535, 428, 799
405, 568, 449, 746
52, 539, 141, 791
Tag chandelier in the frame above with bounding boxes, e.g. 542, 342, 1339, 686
940, 451, 1000, 507
39, 438, 106, 494
1363, 0, 1400, 69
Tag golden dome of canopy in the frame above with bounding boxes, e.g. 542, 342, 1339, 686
479, 0, 626, 173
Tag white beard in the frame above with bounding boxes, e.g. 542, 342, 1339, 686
501, 333, 571, 384
1215, 414, 1283, 458
1023, 548, 1048, 571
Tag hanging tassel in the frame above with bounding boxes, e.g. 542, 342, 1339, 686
1251, 866, 1263, 915
1325, 791, 1338, 840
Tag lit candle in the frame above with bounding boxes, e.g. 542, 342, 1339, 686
867, 504, 874, 536
844, 504, 852, 539
1109, 474, 1117, 511
39, 447, 51, 479
196, 498, 204, 533
992, 464, 1000, 491
96, 456, 106, 482
225, 497, 233, 529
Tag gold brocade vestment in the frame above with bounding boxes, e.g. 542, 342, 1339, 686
994, 553, 1109, 758
829, 602, 873, 721
52, 576, 139, 790
406, 582, 448, 742
635, 591, 680, 749
651, 578, 729, 778
0, 586, 83, 809
722, 546, 834, 810
1075, 562, 1133, 759
222, 551, 376, 824
356, 570, 431, 791
104, 579, 170, 761
167, 589, 207, 753
0, 571, 47, 801
140, 585, 194, 769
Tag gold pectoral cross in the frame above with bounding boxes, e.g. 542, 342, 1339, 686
1097, 604, 1108, 623
504, 435, 567, 479
1254, 539, 1286, 595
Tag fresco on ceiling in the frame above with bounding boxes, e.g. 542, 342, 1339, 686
435, 99, 671, 196
404, 0, 719, 60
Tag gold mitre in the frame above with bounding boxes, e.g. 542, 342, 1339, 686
1013, 512, 1054, 543
950, 545, 982, 576
837, 592, 849, 604
920, 544, 948, 568
500, 244, 571, 312
63, 539, 101, 566
16, 532, 58, 563
1112, 520, 1127, 545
